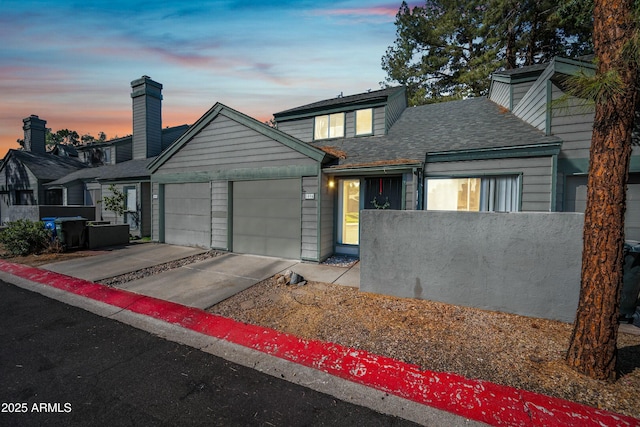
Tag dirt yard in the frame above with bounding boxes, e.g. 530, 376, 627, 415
209, 275, 640, 420
4, 247, 640, 419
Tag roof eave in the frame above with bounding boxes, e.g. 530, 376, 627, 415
426, 142, 563, 163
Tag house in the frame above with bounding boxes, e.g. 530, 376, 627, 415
46, 76, 189, 237
0, 115, 88, 222
149, 55, 638, 260
272, 86, 418, 256
148, 103, 335, 260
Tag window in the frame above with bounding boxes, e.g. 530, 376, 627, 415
426, 176, 519, 212
45, 189, 63, 205
355, 109, 373, 135
314, 113, 344, 140
124, 186, 138, 230
15, 190, 35, 205
103, 147, 111, 164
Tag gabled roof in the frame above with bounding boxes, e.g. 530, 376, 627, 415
2, 149, 87, 181
148, 102, 332, 173
273, 86, 405, 120
311, 97, 562, 170
47, 158, 155, 186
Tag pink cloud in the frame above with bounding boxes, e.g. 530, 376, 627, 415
311, 3, 424, 20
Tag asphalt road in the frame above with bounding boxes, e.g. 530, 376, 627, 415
0, 280, 418, 427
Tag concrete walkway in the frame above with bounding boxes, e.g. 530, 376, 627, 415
39, 243, 360, 309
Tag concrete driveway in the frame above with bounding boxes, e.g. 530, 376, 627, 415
39, 243, 206, 282
39, 243, 360, 310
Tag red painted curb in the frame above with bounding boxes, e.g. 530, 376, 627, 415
2, 260, 638, 427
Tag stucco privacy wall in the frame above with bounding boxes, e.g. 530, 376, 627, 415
360, 210, 584, 323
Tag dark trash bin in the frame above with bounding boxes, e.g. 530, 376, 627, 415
54, 217, 88, 250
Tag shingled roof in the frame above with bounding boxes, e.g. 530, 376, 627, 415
5, 150, 87, 180
274, 86, 405, 119
47, 158, 155, 186
310, 97, 562, 169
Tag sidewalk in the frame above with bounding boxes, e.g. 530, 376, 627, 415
1, 260, 638, 426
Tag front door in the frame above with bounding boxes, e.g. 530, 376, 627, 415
335, 176, 403, 256
364, 177, 403, 210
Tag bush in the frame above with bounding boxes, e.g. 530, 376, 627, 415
0, 219, 50, 256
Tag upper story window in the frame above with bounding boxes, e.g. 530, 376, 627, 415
314, 113, 344, 140
355, 108, 373, 135
103, 147, 111, 164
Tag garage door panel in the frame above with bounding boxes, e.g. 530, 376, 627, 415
164, 182, 211, 248
233, 179, 301, 259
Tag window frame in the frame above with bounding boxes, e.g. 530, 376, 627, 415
313, 112, 345, 140
424, 174, 521, 212
355, 108, 374, 136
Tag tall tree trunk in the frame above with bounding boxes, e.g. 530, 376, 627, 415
505, 25, 517, 69
566, 0, 638, 381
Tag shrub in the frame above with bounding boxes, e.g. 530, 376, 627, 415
0, 219, 50, 256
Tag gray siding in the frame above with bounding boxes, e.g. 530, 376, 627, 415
372, 106, 386, 136
512, 66, 554, 131
64, 182, 84, 205
489, 81, 511, 109
155, 113, 317, 174
551, 84, 595, 160
141, 182, 151, 237
512, 81, 536, 108
132, 96, 162, 160
385, 90, 407, 131
277, 117, 314, 142
425, 156, 554, 212
404, 172, 416, 210
301, 176, 318, 260
116, 142, 132, 164
319, 173, 334, 261
211, 180, 228, 249
152, 181, 160, 241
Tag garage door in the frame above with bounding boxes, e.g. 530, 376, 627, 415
565, 174, 640, 240
164, 182, 211, 247
233, 179, 301, 259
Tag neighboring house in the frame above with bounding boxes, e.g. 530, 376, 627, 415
0, 115, 88, 222
488, 56, 639, 240
47, 76, 189, 237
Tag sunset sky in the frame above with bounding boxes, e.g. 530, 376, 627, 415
0, 0, 414, 158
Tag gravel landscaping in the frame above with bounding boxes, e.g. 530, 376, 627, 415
209, 276, 640, 420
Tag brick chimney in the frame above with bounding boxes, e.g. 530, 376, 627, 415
22, 115, 47, 154
131, 75, 162, 159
